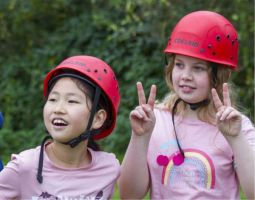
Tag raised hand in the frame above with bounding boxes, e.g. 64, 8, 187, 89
211, 83, 242, 136
129, 82, 157, 136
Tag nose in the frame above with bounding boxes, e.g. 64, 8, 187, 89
181, 68, 193, 81
53, 100, 66, 114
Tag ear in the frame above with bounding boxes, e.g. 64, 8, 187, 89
92, 109, 107, 129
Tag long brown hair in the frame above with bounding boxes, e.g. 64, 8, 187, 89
162, 54, 235, 124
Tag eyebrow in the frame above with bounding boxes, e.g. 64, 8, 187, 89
49, 91, 84, 98
174, 58, 182, 62
194, 62, 207, 65
175, 58, 207, 65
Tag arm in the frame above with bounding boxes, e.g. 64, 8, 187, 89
212, 83, 255, 199
0, 158, 20, 199
225, 133, 255, 199
119, 132, 151, 199
118, 82, 156, 199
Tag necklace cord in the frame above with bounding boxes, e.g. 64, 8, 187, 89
171, 98, 185, 156
37, 135, 52, 184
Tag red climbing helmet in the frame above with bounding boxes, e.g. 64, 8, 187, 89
44, 55, 120, 140
164, 11, 238, 69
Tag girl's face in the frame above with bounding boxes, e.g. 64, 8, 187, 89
172, 54, 210, 104
43, 77, 91, 143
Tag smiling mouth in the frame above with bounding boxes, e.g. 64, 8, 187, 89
180, 85, 196, 89
52, 118, 68, 126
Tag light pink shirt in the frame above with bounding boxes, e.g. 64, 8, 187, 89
0, 145, 120, 200
148, 108, 255, 200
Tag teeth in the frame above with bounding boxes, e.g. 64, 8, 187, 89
181, 85, 195, 89
52, 118, 67, 126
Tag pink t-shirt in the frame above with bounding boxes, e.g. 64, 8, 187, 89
148, 108, 255, 200
0, 145, 120, 200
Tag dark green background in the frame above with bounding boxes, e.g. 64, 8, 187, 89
0, 0, 254, 163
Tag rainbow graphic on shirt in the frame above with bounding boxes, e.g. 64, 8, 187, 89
157, 149, 215, 189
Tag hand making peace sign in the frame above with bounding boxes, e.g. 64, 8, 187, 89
211, 83, 242, 136
130, 82, 157, 136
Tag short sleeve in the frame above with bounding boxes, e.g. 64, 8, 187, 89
241, 115, 255, 151
0, 154, 21, 199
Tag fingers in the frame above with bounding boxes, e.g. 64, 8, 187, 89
136, 82, 157, 108
137, 82, 146, 106
147, 85, 156, 109
216, 107, 240, 121
211, 88, 223, 111
142, 104, 155, 121
223, 83, 231, 107
211, 83, 231, 111
130, 106, 146, 120
130, 105, 154, 121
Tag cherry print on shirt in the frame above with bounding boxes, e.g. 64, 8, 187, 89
156, 149, 215, 189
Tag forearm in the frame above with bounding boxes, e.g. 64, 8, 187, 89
225, 134, 255, 199
118, 133, 151, 199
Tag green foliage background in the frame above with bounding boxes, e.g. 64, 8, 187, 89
0, 0, 254, 163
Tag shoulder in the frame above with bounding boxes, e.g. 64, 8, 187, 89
241, 114, 254, 128
153, 103, 172, 120
240, 114, 255, 147
155, 102, 169, 110
8, 146, 40, 172
90, 149, 120, 168
11, 146, 40, 161
89, 149, 120, 179
240, 114, 255, 136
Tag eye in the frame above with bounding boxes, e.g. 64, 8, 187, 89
174, 61, 184, 69
68, 100, 79, 104
48, 98, 56, 102
194, 66, 206, 72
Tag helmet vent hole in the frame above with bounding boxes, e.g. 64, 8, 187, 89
94, 69, 98, 73
230, 56, 234, 60
208, 44, 212, 49
104, 69, 107, 74
232, 40, 235, 45
87, 69, 91, 72
98, 77, 102, 81
216, 35, 221, 41
227, 34, 230, 39
212, 52, 216, 56
200, 48, 205, 53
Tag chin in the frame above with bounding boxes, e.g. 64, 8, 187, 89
179, 96, 205, 104
50, 133, 70, 142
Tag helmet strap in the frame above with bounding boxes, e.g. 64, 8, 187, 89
184, 99, 210, 110
36, 87, 101, 183
183, 62, 217, 110
47, 72, 102, 147
63, 86, 102, 148
37, 135, 52, 184
178, 62, 217, 110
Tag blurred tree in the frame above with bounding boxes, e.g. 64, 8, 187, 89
0, 0, 253, 163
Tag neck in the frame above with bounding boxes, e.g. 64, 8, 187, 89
46, 141, 91, 168
184, 106, 199, 120
184, 99, 210, 110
